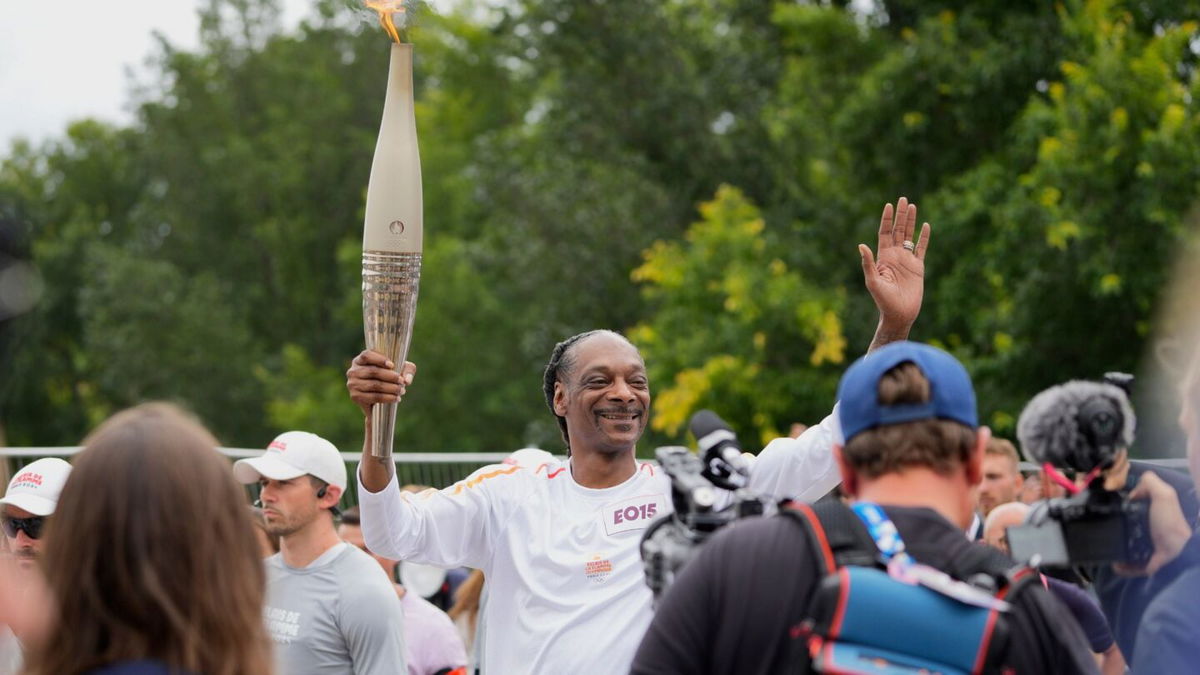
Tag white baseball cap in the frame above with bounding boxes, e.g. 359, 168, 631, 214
233, 431, 347, 491
0, 458, 72, 516
502, 447, 556, 470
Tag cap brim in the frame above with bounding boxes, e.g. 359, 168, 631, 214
0, 494, 58, 517
232, 456, 307, 484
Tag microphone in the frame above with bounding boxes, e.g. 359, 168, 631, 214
690, 410, 751, 490
253, 498, 263, 508
1016, 381, 1134, 474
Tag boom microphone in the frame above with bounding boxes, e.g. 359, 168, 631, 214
690, 410, 751, 490
1016, 380, 1135, 474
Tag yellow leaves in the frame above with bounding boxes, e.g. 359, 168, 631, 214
900, 27, 916, 42
992, 411, 1015, 431
631, 240, 682, 287
1038, 186, 1062, 207
1038, 136, 1063, 161
1161, 103, 1186, 134
809, 310, 846, 366
1136, 161, 1154, 177
627, 324, 656, 348
993, 332, 1014, 354
1110, 106, 1128, 131
1048, 82, 1066, 103
1060, 61, 1082, 79
1099, 273, 1122, 294
902, 111, 927, 129
1046, 220, 1081, 250
769, 259, 787, 276
652, 356, 749, 435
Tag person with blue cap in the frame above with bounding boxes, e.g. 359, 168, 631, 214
632, 342, 1098, 674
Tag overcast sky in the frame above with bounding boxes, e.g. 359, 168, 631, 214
0, 1, 315, 147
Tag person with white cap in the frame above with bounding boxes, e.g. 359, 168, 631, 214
0, 457, 71, 675
0, 457, 71, 569
233, 431, 407, 675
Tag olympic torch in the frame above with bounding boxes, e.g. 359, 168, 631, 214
363, 3, 421, 458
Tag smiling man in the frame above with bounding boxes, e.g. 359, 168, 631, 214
347, 198, 933, 674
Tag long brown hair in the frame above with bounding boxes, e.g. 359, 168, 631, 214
25, 403, 273, 675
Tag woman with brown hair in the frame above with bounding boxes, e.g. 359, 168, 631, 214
22, 403, 273, 675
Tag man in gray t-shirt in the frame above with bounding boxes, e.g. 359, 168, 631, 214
235, 431, 406, 675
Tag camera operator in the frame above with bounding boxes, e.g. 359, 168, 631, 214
630, 342, 1095, 674
1010, 375, 1200, 664
1117, 354, 1200, 672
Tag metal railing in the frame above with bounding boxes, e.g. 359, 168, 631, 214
1, 448, 1189, 509
0, 447, 523, 509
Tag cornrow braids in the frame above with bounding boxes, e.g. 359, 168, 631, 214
542, 329, 620, 452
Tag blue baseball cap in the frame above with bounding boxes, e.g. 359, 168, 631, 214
836, 341, 977, 444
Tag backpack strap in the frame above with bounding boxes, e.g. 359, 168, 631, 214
779, 503, 1038, 675
780, 499, 882, 574
775, 501, 884, 674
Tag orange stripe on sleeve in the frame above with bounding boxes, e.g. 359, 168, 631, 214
451, 466, 521, 495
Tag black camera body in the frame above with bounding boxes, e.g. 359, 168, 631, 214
1008, 374, 1152, 567
640, 446, 771, 602
1007, 483, 1152, 567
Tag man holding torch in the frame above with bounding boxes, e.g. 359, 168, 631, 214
347, 198, 931, 674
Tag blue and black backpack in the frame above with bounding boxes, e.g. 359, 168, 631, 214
776, 500, 1039, 675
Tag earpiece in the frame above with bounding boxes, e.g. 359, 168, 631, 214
316, 486, 327, 499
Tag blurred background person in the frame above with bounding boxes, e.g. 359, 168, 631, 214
249, 506, 281, 558
22, 403, 272, 675
1117, 348, 1200, 672
983, 502, 1124, 675
339, 507, 468, 675
0, 457, 71, 569
446, 570, 484, 673
1019, 471, 1044, 504
0, 457, 70, 672
977, 437, 1024, 517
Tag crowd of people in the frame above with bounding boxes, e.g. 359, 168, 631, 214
0, 197, 1196, 674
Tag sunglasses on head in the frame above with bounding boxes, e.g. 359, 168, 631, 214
1, 516, 46, 540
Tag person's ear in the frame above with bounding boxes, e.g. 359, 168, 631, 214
834, 445, 857, 497
553, 381, 567, 416
320, 485, 343, 507
967, 426, 991, 486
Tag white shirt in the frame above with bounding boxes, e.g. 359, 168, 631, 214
358, 415, 838, 675
748, 409, 843, 502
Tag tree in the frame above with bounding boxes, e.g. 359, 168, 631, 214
631, 185, 846, 449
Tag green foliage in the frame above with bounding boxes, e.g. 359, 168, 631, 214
632, 186, 845, 448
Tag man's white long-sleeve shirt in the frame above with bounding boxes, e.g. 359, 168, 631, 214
357, 413, 839, 675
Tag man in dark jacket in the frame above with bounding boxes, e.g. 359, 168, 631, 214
1119, 351, 1200, 673
631, 342, 1097, 674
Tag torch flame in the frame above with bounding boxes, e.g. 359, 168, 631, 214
365, 1, 406, 43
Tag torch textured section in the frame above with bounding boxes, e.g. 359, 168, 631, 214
363, 249, 423, 458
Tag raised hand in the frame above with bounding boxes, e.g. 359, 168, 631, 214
860, 197, 931, 349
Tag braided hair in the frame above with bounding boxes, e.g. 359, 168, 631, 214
542, 329, 626, 451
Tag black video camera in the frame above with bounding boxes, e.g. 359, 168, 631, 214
640, 411, 773, 602
1006, 373, 1152, 567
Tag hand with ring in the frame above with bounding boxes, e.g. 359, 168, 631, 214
860, 196, 931, 332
